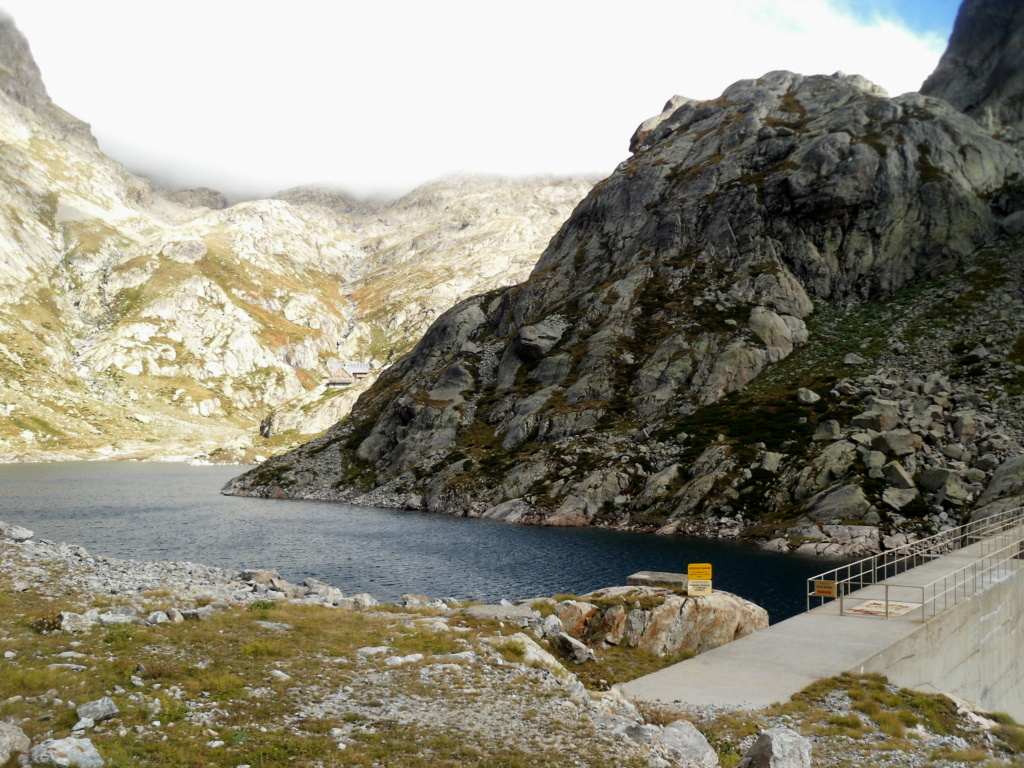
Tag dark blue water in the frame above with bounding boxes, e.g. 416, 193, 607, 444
0, 462, 836, 622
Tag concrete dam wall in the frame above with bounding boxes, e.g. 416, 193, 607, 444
862, 567, 1024, 719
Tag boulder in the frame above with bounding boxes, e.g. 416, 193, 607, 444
951, 411, 980, 443
919, 468, 970, 505
485, 632, 569, 678
0, 521, 33, 541
481, 498, 534, 523
851, 409, 900, 432
976, 454, 1024, 505
597, 604, 627, 645
28, 738, 105, 768
0, 722, 30, 765
624, 608, 651, 646
737, 727, 812, 768
806, 484, 871, 522
812, 441, 858, 483
843, 353, 868, 365
864, 451, 887, 477
60, 610, 99, 632
76, 697, 119, 723
640, 592, 767, 655
557, 600, 600, 636
655, 720, 719, 767
749, 306, 797, 355
919, 468, 955, 492
871, 430, 923, 457
881, 461, 916, 489
795, 388, 821, 404
575, 585, 766, 654
883, 487, 919, 510
540, 614, 564, 639
812, 420, 840, 441
551, 632, 594, 664
351, 593, 378, 610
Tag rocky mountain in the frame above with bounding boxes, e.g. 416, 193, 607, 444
0, 17, 592, 461
921, 0, 1024, 147
226, 0, 1024, 555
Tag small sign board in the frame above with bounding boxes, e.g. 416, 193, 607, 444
688, 579, 713, 596
688, 563, 712, 581
814, 580, 839, 598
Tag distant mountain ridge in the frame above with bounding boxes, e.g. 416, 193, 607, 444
225, 0, 1024, 556
0, 17, 593, 461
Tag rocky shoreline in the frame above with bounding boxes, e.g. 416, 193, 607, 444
3, 521, 1023, 767
0, 520, 783, 768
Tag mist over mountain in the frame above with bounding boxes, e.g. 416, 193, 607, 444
0, 16, 593, 462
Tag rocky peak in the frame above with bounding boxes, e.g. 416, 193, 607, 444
155, 186, 228, 210
0, 15, 49, 111
226, 50, 1024, 539
921, 0, 1024, 146
0, 15, 92, 142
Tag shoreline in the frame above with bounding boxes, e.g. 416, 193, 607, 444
2, 518, 1020, 768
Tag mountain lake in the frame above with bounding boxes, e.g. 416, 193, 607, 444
0, 462, 846, 623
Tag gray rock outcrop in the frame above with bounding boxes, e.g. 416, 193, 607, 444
736, 727, 812, 768
76, 697, 120, 723
554, 586, 768, 656
27, 738, 105, 768
654, 720, 720, 767
0, 722, 30, 765
0, 521, 33, 541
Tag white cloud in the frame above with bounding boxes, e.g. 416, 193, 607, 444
1, 0, 946, 200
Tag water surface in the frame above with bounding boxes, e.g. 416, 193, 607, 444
0, 462, 837, 622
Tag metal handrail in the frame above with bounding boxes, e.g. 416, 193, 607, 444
806, 506, 1024, 620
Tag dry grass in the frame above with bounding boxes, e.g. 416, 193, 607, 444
569, 643, 695, 691
0, 577, 651, 768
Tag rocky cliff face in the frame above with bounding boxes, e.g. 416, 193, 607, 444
921, 0, 1024, 147
0, 18, 592, 461
226, 1, 1024, 554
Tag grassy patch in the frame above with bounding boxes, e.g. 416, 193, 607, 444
570, 644, 695, 691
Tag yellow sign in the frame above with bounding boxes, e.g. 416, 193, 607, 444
814, 580, 838, 598
688, 563, 712, 581
689, 579, 713, 596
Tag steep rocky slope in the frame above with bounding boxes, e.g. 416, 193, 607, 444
0, 18, 592, 461
226, 0, 1024, 553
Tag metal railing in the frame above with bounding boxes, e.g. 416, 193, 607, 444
806, 506, 1024, 620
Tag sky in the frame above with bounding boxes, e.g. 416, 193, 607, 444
1, 0, 960, 202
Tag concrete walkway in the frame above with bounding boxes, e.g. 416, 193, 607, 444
619, 541, 1013, 710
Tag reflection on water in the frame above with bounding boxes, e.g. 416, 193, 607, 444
0, 462, 839, 622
